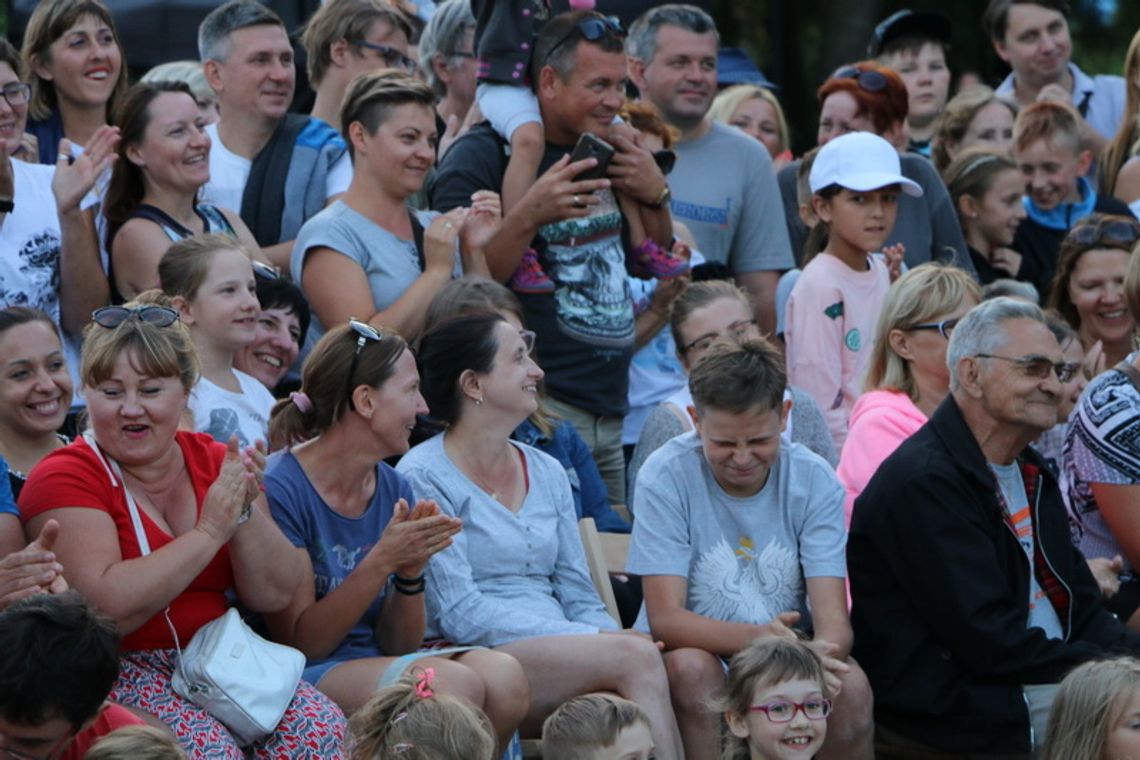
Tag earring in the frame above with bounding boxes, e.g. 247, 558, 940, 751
474, 397, 484, 406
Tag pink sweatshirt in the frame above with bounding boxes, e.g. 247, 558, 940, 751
836, 389, 928, 528
785, 253, 890, 452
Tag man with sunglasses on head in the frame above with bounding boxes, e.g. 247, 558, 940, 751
198, 1, 352, 271
430, 9, 674, 509
849, 297, 1140, 758
626, 4, 794, 337
302, 0, 417, 135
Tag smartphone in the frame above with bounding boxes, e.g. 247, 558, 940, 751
568, 132, 615, 181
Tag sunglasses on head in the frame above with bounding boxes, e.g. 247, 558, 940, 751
1068, 217, 1140, 248
91, 305, 179, 329
345, 319, 385, 407
546, 15, 626, 62
834, 66, 888, 93
251, 260, 281, 281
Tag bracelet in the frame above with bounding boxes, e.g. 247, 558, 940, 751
394, 583, 426, 596
393, 572, 425, 586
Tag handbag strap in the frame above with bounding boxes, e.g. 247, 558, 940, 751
82, 432, 186, 662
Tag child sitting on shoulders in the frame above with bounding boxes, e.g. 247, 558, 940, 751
712, 637, 831, 760
347, 667, 496, 760
542, 693, 655, 760
785, 130, 922, 451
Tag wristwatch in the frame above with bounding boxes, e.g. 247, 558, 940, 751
649, 185, 671, 209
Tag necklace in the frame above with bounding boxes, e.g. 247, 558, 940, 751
449, 439, 516, 504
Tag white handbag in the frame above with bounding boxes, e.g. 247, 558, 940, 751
84, 433, 305, 746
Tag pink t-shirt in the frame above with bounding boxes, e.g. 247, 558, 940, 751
785, 253, 890, 452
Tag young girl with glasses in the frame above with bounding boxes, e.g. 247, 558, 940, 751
785, 130, 924, 451
712, 637, 831, 760
158, 233, 275, 447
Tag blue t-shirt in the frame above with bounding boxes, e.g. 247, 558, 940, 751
265, 449, 413, 667
0, 458, 14, 517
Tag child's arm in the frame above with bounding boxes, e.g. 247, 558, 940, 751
502, 121, 545, 215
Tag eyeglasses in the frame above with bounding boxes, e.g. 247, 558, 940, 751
834, 66, 888, 93
545, 15, 626, 63
1067, 217, 1140, 248
653, 149, 677, 176
345, 318, 384, 406
0, 82, 30, 109
91, 305, 179, 328
251, 260, 281, 281
908, 317, 960, 340
683, 319, 759, 353
352, 40, 418, 74
748, 698, 832, 724
974, 354, 1079, 383
519, 329, 536, 353
446, 50, 475, 59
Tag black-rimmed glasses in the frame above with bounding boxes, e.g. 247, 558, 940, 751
682, 319, 759, 354
545, 15, 625, 63
352, 40, 417, 74
908, 317, 960, 340
748, 698, 832, 724
0, 82, 30, 109
834, 66, 888, 93
345, 319, 384, 406
91, 305, 179, 328
974, 354, 1079, 383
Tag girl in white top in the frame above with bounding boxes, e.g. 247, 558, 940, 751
785, 131, 923, 452
160, 233, 274, 446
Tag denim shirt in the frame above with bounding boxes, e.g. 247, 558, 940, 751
513, 418, 631, 534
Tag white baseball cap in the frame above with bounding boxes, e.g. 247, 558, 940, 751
809, 131, 924, 197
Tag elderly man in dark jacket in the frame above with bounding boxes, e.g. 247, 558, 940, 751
849, 297, 1140, 758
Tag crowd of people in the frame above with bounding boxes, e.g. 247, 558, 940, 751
1, 0, 1140, 758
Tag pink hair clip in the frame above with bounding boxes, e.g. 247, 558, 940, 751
289, 391, 313, 414
414, 667, 435, 700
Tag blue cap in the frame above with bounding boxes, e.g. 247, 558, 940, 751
717, 48, 777, 90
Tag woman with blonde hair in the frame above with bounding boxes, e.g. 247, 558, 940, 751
708, 84, 791, 169
1042, 657, 1140, 760
931, 86, 1018, 175
1099, 29, 1140, 217
837, 263, 980, 525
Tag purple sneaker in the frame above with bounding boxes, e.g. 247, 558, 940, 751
509, 248, 555, 293
629, 238, 690, 280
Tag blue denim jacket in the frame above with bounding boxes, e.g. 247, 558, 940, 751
512, 419, 631, 534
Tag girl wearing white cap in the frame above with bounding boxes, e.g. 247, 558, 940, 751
785, 130, 924, 452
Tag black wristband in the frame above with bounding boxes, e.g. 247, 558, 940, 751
393, 582, 425, 595
0, 199, 13, 213
393, 572, 425, 586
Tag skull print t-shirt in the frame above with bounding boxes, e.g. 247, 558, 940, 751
627, 431, 846, 631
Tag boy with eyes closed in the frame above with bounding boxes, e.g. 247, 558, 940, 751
626, 338, 872, 760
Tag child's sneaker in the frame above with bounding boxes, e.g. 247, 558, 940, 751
629, 238, 690, 280
509, 248, 555, 293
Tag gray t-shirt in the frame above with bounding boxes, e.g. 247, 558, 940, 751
290, 201, 452, 343
669, 122, 794, 274
990, 461, 1063, 640
627, 431, 846, 632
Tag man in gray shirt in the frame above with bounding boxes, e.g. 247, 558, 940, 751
627, 5, 794, 336
627, 338, 872, 759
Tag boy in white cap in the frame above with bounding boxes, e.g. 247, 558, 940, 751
785, 131, 924, 452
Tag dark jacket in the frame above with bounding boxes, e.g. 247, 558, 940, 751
849, 396, 1140, 754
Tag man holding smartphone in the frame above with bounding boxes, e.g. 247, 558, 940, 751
429, 9, 674, 507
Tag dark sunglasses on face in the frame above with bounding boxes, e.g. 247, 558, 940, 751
545, 15, 626, 62
653, 149, 677, 176
834, 65, 888, 93
91, 305, 179, 328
